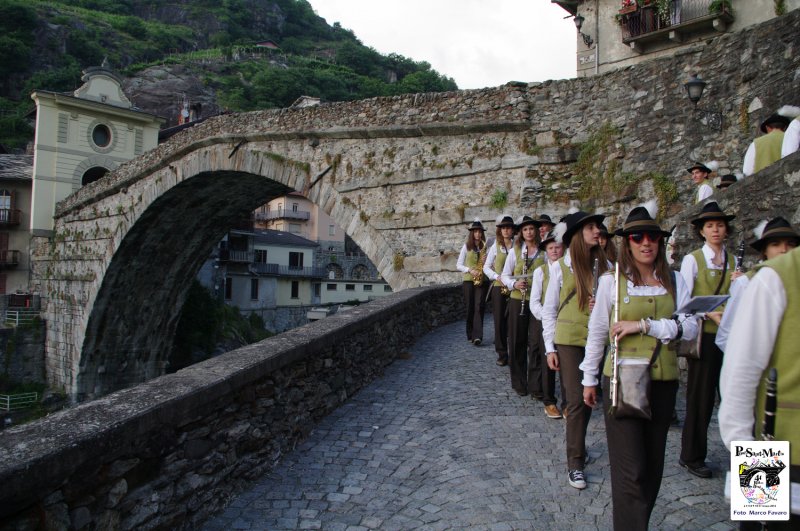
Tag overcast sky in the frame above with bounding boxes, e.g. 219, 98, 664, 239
305, 0, 577, 90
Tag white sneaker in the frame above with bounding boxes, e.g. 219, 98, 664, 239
568, 469, 587, 489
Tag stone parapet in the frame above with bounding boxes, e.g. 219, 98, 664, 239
0, 284, 462, 530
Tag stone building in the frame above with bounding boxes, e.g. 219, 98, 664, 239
554, 0, 800, 77
0, 155, 33, 296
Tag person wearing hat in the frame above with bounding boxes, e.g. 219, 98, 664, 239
456, 219, 489, 346
599, 221, 617, 264
678, 201, 736, 479
529, 227, 566, 419
541, 209, 610, 489
500, 215, 544, 397
711, 216, 800, 353
716, 173, 738, 190
483, 214, 516, 365
743, 111, 792, 177
780, 105, 800, 158
718, 246, 800, 530
581, 201, 699, 530
686, 161, 718, 204
537, 214, 555, 242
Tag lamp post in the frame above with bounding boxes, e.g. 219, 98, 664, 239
573, 14, 594, 48
684, 74, 723, 130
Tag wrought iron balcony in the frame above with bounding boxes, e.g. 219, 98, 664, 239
618, 0, 733, 51
0, 250, 20, 268
218, 249, 253, 263
0, 209, 21, 225
254, 208, 311, 221
251, 262, 326, 278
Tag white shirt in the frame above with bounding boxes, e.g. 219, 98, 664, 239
483, 241, 511, 282
499, 242, 540, 291
679, 243, 729, 295
529, 262, 549, 320
742, 141, 756, 176
580, 271, 698, 387
456, 243, 471, 273
696, 183, 713, 203
718, 267, 785, 449
782, 118, 800, 157
714, 274, 749, 352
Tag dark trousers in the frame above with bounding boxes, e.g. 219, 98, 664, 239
557, 344, 593, 470
490, 285, 509, 361
507, 299, 540, 396
681, 331, 724, 466
529, 318, 555, 405
603, 377, 678, 531
462, 281, 487, 342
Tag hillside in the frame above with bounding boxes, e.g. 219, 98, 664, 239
0, 0, 457, 149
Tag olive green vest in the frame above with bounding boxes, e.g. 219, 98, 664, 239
754, 249, 800, 464
753, 130, 785, 174
492, 243, 510, 288
554, 258, 590, 346
539, 263, 550, 305
691, 248, 734, 333
510, 246, 543, 301
462, 245, 485, 282
602, 277, 678, 381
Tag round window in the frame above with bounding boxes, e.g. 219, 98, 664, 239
92, 124, 112, 148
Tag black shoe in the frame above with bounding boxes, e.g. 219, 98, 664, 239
531, 393, 544, 401
473, 338, 482, 346
568, 469, 587, 489
679, 459, 712, 478
514, 389, 527, 397
496, 358, 508, 366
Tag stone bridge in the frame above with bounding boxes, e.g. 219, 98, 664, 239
31, 9, 800, 401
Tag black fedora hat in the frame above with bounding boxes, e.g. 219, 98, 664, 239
515, 215, 540, 231
614, 203, 671, 237
690, 201, 735, 227
760, 113, 791, 133
751, 217, 800, 252
495, 214, 515, 228
686, 162, 712, 174
598, 222, 611, 236
539, 229, 557, 251
467, 219, 485, 231
561, 210, 606, 246
717, 174, 738, 189
537, 214, 555, 227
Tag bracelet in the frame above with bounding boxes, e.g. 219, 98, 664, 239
639, 318, 646, 336
674, 318, 683, 340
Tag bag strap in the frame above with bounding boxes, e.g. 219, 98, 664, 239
557, 289, 576, 317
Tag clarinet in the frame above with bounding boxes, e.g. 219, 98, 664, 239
591, 257, 600, 298
735, 234, 746, 273
761, 368, 778, 441
519, 245, 529, 316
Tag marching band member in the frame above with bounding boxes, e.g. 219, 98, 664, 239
483, 215, 516, 366
542, 209, 609, 489
686, 161, 718, 204
599, 222, 617, 264
500, 215, 543, 397
582, 202, 698, 530
780, 105, 800, 157
743, 110, 792, 177
530, 227, 566, 419
719, 247, 800, 531
678, 201, 736, 478
456, 219, 488, 346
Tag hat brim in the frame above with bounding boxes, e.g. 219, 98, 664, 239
562, 213, 606, 246
750, 230, 800, 252
538, 237, 556, 251
690, 214, 735, 227
614, 226, 672, 238
515, 220, 541, 231
686, 165, 711, 174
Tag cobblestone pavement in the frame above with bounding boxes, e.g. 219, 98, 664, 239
202, 315, 732, 530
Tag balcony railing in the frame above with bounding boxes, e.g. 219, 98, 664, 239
251, 263, 326, 278
0, 209, 21, 225
619, 0, 733, 48
219, 249, 253, 263
0, 250, 20, 268
254, 209, 311, 221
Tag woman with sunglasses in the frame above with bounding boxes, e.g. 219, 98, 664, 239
581, 203, 698, 530
483, 215, 516, 366
457, 219, 489, 346
541, 209, 609, 490
678, 201, 736, 479
500, 215, 543, 397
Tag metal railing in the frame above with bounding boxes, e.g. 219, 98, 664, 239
251, 263, 327, 278
0, 392, 38, 412
4, 309, 40, 326
219, 249, 253, 262
619, 0, 732, 40
0, 209, 21, 225
0, 250, 20, 267
254, 209, 311, 221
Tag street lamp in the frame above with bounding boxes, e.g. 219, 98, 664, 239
684, 74, 723, 130
573, 14, 594, 48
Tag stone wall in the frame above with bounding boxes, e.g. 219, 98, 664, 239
0, 284, 462, 531
0, 325, 46, 384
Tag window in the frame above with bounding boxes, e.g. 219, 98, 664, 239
224, 277, 233, 300
289, 252, 304, 269
292, 203, 299, 212
345, 284, 355, 291
363, 284, 373, 292
82, 167, 109, 186
0, 190, 10, 210
314, 283, 321, 297
291, 280, 299, 299
327, 283, 337, 291
384, 285, 392, 292
250, 278, 259, 300
329, 224, 336, 236
254, 249, 267, 263
288, 223, 301, 233
92, 124, 111, 147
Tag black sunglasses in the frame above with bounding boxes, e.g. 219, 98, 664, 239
628, 232, 662, 244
